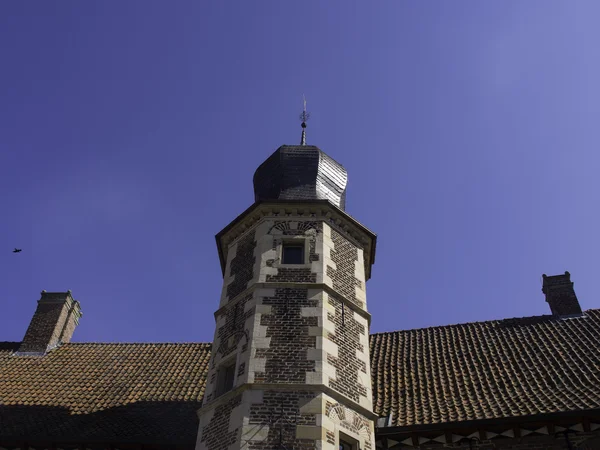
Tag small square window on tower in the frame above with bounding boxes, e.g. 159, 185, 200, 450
282, 242, 305, 264
339, 433, 359, 450
339, 439, 353, 450
216, 360, 236, 397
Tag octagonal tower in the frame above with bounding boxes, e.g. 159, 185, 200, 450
196, 119, 377, 450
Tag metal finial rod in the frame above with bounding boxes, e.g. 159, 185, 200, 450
299, 94, 310, 145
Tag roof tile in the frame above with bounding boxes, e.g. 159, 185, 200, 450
2, 310, 600, 441
0, 342, 211, 444
370, 309, 600, 427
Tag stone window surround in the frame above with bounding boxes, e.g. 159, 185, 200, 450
273, 235, 312, 269
215, 202, 376, 281
339, 429, 361, 450
215, 353, 238, 398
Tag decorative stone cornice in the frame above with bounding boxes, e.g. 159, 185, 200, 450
196, 382, 379, 421
214, 282, 372, 326
215, 200, 377, 280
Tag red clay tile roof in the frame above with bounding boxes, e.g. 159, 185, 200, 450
2, 310, 600, 444
370, 309, 600, 427
0, 342, 211, 445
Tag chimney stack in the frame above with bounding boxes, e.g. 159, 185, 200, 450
18, 290, 83, 354
542, 271, 583, 317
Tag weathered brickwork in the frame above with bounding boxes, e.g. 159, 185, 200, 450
265, 221, 320, 284
202, 211, 376, 450
227, 231, 256, 301
254, 288, 318, 384
248, 390, 318, 450
19, 293, 82, 353
326, 228, 362, 307
397, 429, 600, 449
326, 430, 336, 445
266, 267, 316, 283
326, 401, 373, 450
542, 272, 582, 316
327, 295, 367, 403
198, 394, 243, 450
215, 294, 253, 359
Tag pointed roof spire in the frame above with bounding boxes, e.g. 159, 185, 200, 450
300, 94, 310, 145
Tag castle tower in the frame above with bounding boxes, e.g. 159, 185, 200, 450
196, 114, 377, 450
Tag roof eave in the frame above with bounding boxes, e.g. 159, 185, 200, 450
215, 199, 377, 279
375, 407, 600, 437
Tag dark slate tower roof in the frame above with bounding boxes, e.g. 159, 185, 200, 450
253, 145, 348, 210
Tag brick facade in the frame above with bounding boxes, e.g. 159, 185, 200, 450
248, 390, 318, 450
265, 221, 320, 284
226, 231, 257, 302
327, 228, 363, 308
327, 294, 368, 403
542, 272, 583, 317
215, 294, 254, 359
198, 209, 377, 450
254, 287, 318, 384
197, 394, 243, 450
18, 291, 82, 354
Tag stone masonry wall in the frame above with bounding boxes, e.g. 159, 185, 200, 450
200, 215, 376, 450
226, 231, 257, 301
19, 294, 81, 353
326, 228, 363, 308
197, 394, 243, 450
254, 288, 318, 384
326, 294, 368, 404
265, 221, 320, 284
248, 390, 318, 450
324, 397, 375, 450
214, 294, 254, 360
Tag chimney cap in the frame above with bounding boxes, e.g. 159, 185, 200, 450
542, 271, 570, 278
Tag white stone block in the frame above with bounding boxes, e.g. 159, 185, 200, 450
307, 289, 324, 301
306, 347, 325, 362
254, 304, 272, 315
323, 223, 332, 239
248, 357, 267, 374
255, 288, 276, 298
241, 424, 270, 444
251, 337, 271, 348
308, 326, 326, 337
301, 307, 323, 317
305, 371, 324, 385
317, 336, 339, 358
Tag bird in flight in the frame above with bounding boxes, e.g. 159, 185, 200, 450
13, 248, 22, 253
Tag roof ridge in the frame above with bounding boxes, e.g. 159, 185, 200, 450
370, 308, 600, 336
66, 342, 212, 346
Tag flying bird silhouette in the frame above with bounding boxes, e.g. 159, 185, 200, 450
13, 248, 22, 253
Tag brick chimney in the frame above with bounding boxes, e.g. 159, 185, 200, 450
18, 290, 83, 354
542, 271, 583, 317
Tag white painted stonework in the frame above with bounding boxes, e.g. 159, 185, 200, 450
197, 208, 376, 450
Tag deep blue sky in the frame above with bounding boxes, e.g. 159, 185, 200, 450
1, 2, 599, 343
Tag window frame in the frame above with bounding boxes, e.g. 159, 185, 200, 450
282, 242, 305, 265
216, 358, 236, 397
278, 237, 310, 267
338, 431, 360, 450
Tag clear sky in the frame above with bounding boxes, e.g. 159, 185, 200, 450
1, 2, 599, 343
